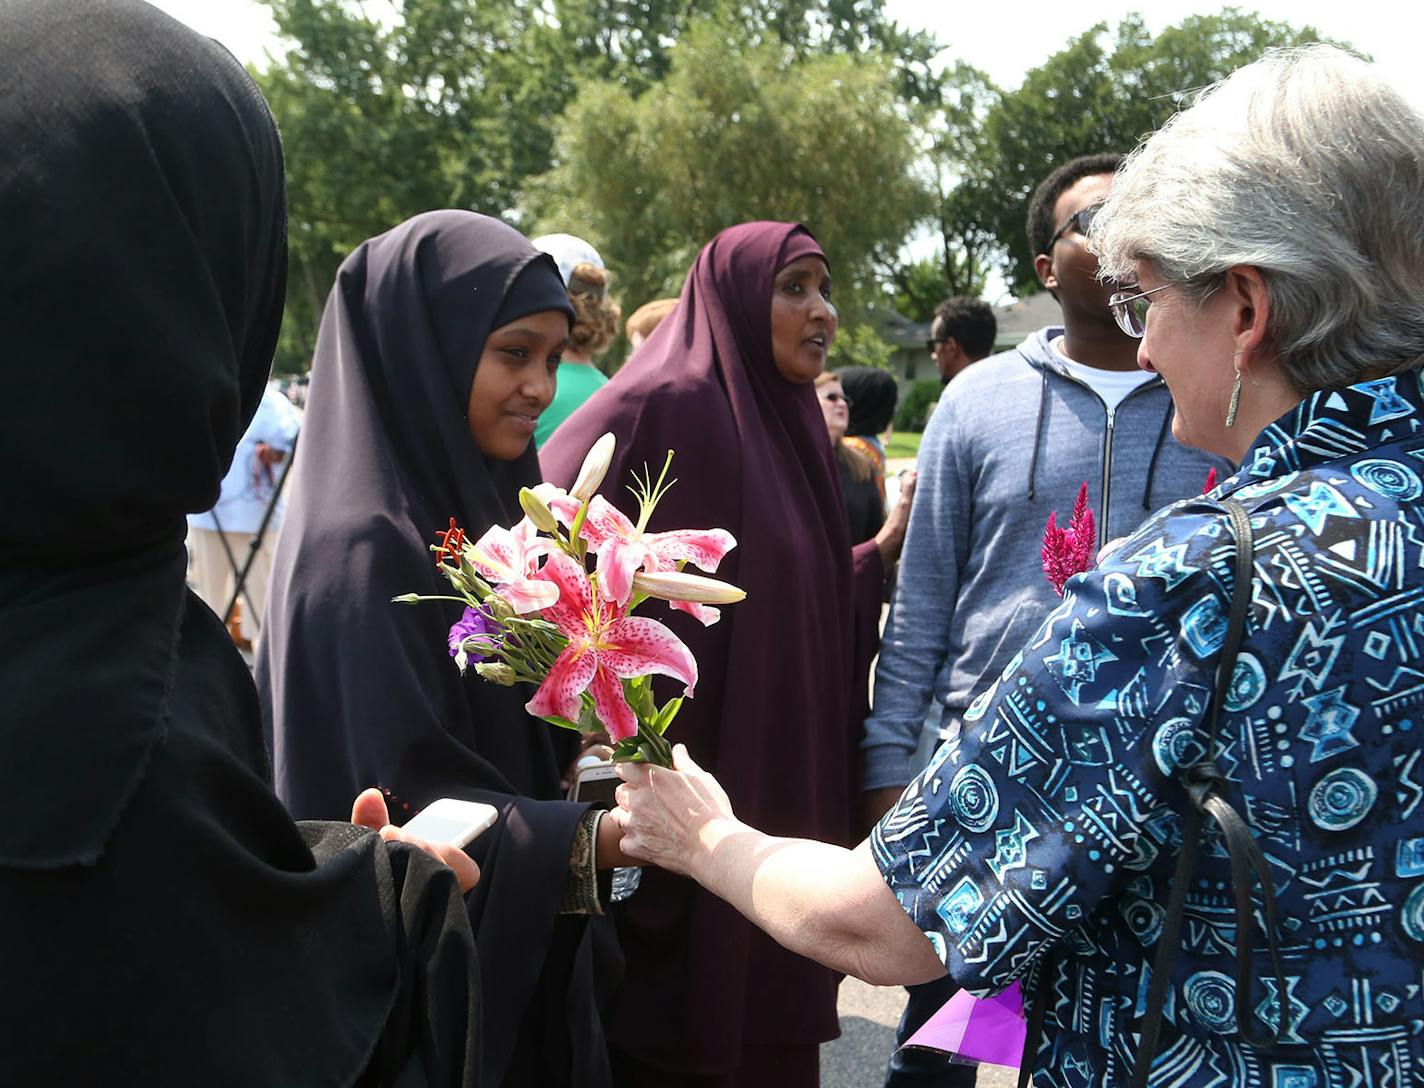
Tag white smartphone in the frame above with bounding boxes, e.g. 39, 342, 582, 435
568, 758, 620, 809
400, 798, 499, 849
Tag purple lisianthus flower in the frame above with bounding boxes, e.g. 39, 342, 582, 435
448, 605, 500, 662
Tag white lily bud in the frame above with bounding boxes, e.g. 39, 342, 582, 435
474, 662, 517, 686
632, 570, 747, 605
483, 594, 515, 621
571, 432, 617, 502
518, 487, 560, 534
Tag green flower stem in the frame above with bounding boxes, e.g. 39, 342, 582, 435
568, 501, 590, 562
635, 719, 675, 767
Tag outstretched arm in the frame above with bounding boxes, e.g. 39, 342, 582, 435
612, 746, 945, 987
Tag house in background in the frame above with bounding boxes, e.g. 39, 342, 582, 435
878, 292, 1063, 394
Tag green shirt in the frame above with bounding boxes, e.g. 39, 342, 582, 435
535, 362, 608, 447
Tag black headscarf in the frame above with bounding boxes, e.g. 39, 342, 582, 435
0, 0, 285, 867
836, 365, 899, 437
0, 2, 478, 1084
260, 211, 614, 1086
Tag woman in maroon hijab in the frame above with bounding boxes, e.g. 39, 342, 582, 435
542, 222, 896, 1086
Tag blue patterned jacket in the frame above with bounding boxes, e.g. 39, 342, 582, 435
873, 374, 1424, 1088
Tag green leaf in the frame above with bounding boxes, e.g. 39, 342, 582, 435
611, 737, 645, 763
652, 696, 683, 734
539, 714, 584, 732
624, 675, 657, 719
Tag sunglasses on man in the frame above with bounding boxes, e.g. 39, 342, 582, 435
1046, 203, 1102, 251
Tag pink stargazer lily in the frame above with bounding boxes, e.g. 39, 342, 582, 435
525, 552, 697, 742
466, 520, 557, 614
578, 495, 736, 616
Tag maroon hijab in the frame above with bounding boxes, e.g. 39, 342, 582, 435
541, 222, 856, 1070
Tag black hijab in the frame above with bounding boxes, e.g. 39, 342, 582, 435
262, 209, 574, 814
0, 3, 478, 1085
260, 212, 613, 1086
836, 365, 899, 437
0, 0, 285, 868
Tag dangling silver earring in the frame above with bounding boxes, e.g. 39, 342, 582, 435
1225, 367, 1243, 428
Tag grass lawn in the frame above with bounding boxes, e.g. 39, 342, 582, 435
885, 431, 922, 460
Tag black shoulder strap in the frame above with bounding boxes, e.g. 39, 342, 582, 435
1129, 498, 1287, 1087
1018, 500, 1280, 1087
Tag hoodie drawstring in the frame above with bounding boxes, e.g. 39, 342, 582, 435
1142, 401, 1172, 510
1026, 365, 1049, 501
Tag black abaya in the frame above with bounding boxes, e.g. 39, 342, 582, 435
0, 3, 480, 1082
259, 210, 616, 1087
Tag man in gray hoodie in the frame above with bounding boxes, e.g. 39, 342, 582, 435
863, 153, 1232, 1086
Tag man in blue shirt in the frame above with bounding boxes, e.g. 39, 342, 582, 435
864, 153, 1229, 1086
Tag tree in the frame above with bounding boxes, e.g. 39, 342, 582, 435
255, 0, 572, 372
878, 62, 999, 312
258, 0, 945, 373
526, 16, 928, 344
940, 9, 1343, 293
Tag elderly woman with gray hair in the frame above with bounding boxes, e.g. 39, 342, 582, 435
612, 46, 1424, 1088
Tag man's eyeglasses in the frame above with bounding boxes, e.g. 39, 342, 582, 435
925, 338, 946, 353
1046, 203, 1102, 250
1108, 282, 1178, 338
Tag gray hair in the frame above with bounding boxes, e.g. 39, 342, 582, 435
1091, 45, 1424, 393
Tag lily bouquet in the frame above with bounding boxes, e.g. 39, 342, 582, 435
396, 433, 744, 767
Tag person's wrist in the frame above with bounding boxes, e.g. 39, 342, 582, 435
594, 807, 629, 869
689, 816, 747, 883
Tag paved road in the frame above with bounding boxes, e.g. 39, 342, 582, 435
822, 977, 1016, 1088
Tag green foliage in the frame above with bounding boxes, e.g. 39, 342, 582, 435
901, 61, 1000, 302
893, 378, 942, 433
256, 0, 568, 372
948, 9, 1344, 294
890, 257, 954, 324
828, 322, 895, 371
885, 429, 922, 459
258, 0, 941, 374
527, 16, 929, 328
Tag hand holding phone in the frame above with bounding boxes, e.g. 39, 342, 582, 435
400, 797, 500, 849
350, 789, 485, 893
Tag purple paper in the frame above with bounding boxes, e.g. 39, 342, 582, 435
900, 981, 1026, 1069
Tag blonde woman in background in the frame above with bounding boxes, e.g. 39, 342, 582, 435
625, 297, 679, 350
532, 233, 621, 446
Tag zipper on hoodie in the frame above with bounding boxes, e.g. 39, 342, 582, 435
1049, 368, 1162, 550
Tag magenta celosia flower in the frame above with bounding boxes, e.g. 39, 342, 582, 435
577, 495, 736, 621
1203, 467, 1218, 494
524, 552, 697, 742
466, 520, 558, 614
1042, 481, 1096, 596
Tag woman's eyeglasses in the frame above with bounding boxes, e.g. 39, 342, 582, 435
820, 391, 853, 406
1107, 282, 1178, 338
